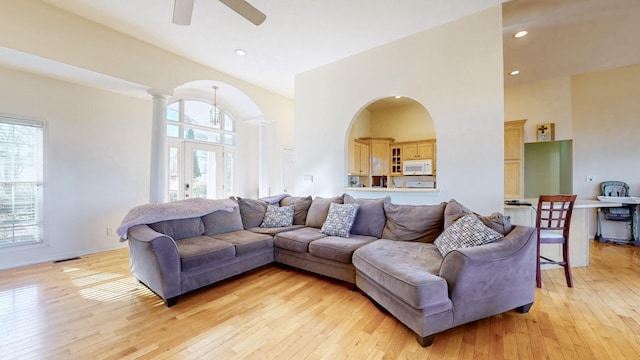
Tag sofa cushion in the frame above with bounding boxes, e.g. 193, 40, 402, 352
434, 214, 503, 257
237, 198, 268, 229
344, 194, 390, 238
444, 199, 473, 229
353, 239, 449, 310
175, 236, 236, 270
273, 227, 327, 253
211, 230, 274, 256
479, 212, 513, 235
445, 199, 512, 235
305, 195, 344, 228
202, 206, 244, 236
260, 204, 294, 228
149, 217, 205, 241
381, 202, 446, 242
247, 225, 305, 235
309, 234, 377, 263
280, 196, 313, 225
320, 203, 360, 238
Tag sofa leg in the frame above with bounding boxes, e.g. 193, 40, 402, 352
165, 296, 179, 307
515, 302, 533, 313
415, 334, 434, 347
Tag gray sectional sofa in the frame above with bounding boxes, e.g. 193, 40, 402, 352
120, 194, 536, 346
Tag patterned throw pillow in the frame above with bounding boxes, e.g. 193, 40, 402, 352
260, 205, 294, 228
320, 203, 360, 238
434, 214, 503, 257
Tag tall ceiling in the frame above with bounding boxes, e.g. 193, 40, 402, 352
3, 0, 640, 99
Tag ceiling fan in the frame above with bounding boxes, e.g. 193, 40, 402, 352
173, 0, 266, 26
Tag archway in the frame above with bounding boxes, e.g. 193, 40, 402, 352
346, 96, 437, 189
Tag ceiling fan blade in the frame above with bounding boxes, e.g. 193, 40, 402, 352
173, 0, 195, 25
219, 0, 266, 26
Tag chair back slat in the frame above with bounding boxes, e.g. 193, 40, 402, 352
536, 195, 577, 239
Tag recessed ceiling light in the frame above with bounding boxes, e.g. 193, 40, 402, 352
514, 30, 528, 38
235, 49, 247, 56
509, 70, 520, 76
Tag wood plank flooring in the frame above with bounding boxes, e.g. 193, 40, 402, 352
1, 240, 640, 359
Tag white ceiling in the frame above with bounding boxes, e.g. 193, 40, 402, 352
3, 0, 640, 100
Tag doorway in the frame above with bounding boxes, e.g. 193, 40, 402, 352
183, 142, 225, 199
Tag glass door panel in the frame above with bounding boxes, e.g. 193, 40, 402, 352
184, 142, 224, 200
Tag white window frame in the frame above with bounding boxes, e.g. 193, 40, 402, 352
0, 115, 44, 248
166, 98, 236, 201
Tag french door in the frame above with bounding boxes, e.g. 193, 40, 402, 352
183, 142, 224, 200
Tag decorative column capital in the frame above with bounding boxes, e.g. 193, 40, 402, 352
147, 89, 172, 100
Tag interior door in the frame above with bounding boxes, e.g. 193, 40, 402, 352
184, 142, 224, 199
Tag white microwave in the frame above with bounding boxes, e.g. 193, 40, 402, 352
403, 159, 433, 175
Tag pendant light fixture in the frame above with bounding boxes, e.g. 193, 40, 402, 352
210, 86, 220, 126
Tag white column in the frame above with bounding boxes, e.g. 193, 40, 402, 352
149, 91, 170, 203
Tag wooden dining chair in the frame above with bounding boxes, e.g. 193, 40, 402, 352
536, 194, 577, 288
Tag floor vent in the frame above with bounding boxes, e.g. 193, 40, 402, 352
53, 257, 80, 263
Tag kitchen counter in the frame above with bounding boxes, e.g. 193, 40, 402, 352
344, 187, 440, 193
503, 198, 621, 268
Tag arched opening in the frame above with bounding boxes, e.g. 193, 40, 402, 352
346, 96, 437, 189
166, 80, 265, 200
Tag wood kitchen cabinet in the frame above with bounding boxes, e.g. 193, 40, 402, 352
504, 119, 526, 199
369, 138, 392, 176
402, 141, 435, 160
390, 145, 402, 175
348, 140, 369, 175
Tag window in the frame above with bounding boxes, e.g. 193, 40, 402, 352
166, 98, 236, 201
0, 117, 43, 247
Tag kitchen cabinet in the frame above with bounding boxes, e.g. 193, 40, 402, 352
402, 141, 434, 160
370, 138, 392, 176
504, 119, 526, 199
348, 140, 369, 175
390, 146, 402, 175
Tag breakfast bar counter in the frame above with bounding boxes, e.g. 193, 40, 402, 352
504, 199, 621, 267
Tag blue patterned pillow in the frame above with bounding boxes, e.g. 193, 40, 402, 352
320, 203, 360, 238
260, 205, 294, 228
434, 214, 503, 257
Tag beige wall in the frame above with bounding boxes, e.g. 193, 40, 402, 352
370, 103, 435, 141
572, 63, 640, 198
0, 67, 149, 269
295, 7, 505, 213
504, 77, 573, 142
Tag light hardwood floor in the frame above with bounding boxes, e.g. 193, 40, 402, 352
1, 240, 640, 359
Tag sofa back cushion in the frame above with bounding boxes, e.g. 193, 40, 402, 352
280, 196, 312, 225
237, 198, 269, 229
344, 194, 390, 238
445, 199, 512, 235
479, 212, 512, 235
149, 217, 205, 240
444, 199, 474, 229
381, 202, 446, 242
202, 206, 244, 236
305, 195, 344, 228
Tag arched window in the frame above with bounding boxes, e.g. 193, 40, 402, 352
166, 99, 235, 201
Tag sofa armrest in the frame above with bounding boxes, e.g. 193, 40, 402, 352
438, 225, 537, 325
128, 225, 181, 301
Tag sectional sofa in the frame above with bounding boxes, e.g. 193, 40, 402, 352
119, 194, 536, 346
